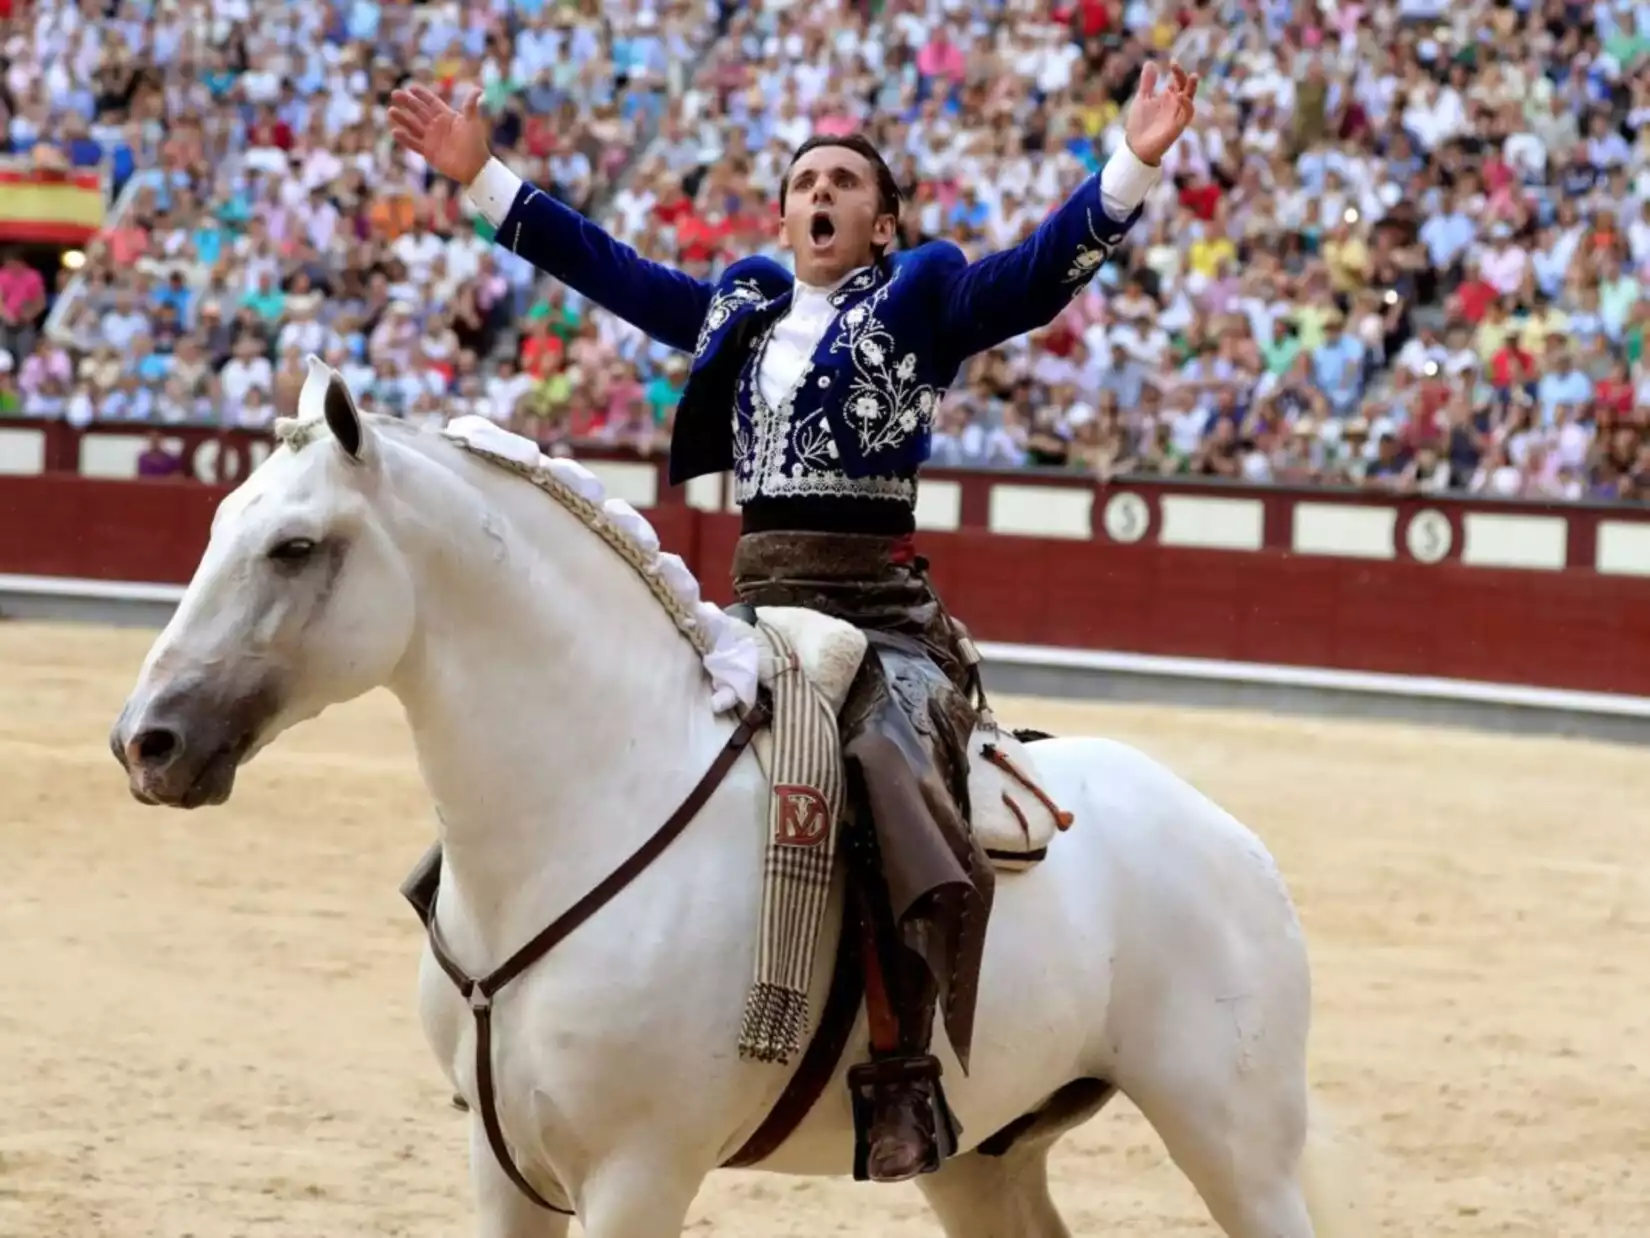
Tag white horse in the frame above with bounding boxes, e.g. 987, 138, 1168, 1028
111, 359, 1356, 1238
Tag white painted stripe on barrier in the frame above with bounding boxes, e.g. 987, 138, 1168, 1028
1158, 494, 1265, 551
1596, 521, 1650, 577
976, 641, 1650, 719
6, 574, 1647, 719
581, 459, 658, 509
914, 479, 962, 531
0, 427, 44, 475
684, 473, 723, 512
1461, 511, 1567, 570
80, 432, 149, 479
987, 484, 1092, 539
1291, 502, 1396, 559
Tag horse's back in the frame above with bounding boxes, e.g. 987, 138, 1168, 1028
1028, 731, 1298, 909
1026, 733, 1312, 1077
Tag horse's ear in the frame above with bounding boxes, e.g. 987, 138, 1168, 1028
302, 354, 369, 462
324, 368, 366, 462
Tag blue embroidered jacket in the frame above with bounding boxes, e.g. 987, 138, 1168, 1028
479, 158, 1150, 512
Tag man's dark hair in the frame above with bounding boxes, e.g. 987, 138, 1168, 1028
779, 134, 903, 253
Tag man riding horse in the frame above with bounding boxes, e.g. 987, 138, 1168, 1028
387, 63, 1196, 1185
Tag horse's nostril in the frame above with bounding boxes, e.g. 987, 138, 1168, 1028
130, 728, 182, 766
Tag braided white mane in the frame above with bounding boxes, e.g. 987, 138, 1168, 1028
272, 410, 760, 715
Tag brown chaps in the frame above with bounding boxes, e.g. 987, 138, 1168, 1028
731, 530, 995, 1073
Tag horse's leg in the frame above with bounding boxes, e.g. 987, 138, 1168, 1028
572, 1156, 704, 1238
1115, 1007, 1319, 1238
1130, 1089, 1317, 1238
917, 1146, 1070, 1237
916, 1078, 1116, 1238
469, 1121, 572, 1238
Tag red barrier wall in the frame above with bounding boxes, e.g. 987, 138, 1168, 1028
0, 473, 221, 584
2, 422, 1649, 698
693, 519, 1650, 697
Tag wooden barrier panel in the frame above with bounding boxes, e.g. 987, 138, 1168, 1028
0, 473, 223, 584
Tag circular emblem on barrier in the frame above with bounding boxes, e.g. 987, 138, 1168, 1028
1102, 491, 1150, 543
1406, 509, 1453, 564
191, 436, 273, 485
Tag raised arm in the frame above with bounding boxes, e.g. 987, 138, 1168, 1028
388, 83, 711, 354
464, 158, 712, 354
933, 60, 1198, 360
932, 146, 1162, 358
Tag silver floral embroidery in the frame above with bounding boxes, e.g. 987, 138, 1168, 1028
827, 266, 880, 308
732, 320, 913, 506
694, 279, 768, 359
1062, 206, 1124, 296
731, 386, 753, 467
826, 268, 938, 457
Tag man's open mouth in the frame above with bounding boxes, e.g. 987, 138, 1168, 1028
809, 211, 836, 243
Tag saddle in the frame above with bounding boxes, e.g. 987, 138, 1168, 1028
736, 603, 1073, 871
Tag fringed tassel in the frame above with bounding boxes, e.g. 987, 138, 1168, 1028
738, 983, 810, 1064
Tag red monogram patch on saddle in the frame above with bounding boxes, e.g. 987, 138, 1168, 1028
774, 784, 832, 847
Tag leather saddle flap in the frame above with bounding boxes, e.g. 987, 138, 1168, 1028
744, 605, 866, 782
966, 728, 1070, 871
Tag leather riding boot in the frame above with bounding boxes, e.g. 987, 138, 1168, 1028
849, 946, 958, 1183
851, 1052, 951, 1182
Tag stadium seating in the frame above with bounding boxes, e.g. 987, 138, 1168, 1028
2, 0, 1648, 500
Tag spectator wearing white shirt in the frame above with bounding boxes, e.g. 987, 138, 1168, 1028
100, 291, 150, 356
1476, 224, 1530, 296
219, 336, 274, 408
392, 223, 447, 285
1586, 112, 1633, 169
1395, 328, 1449, 377
234, 384, 277, 430
276, 299, 333, 360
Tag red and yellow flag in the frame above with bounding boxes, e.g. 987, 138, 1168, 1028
0, 160, 105, 244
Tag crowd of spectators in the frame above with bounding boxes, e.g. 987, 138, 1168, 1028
3, 0, 1650, 503
0, 0, 716, 439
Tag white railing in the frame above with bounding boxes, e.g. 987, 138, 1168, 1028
42, 167, 164, 345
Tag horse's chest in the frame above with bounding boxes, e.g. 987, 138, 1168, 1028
417, 927, 733, 1131
416, 946, 471, 1081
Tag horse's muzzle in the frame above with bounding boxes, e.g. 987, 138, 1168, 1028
111, 679, 274, 809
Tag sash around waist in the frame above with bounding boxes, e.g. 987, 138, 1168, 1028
738, 494, 916, 539
731, 530, 920, 585
731, 529, 974, 702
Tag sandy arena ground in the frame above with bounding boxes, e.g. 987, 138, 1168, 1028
1, 619, 1646, 1237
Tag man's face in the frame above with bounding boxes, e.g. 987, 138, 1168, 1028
779, 144, 894, 285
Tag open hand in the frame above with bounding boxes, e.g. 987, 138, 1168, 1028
1124, 61, 1199, 166
388, 83, 492, 186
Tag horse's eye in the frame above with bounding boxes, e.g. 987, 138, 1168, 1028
268, 537, 318, 566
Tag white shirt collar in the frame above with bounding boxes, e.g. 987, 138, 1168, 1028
793, 264, 871, 305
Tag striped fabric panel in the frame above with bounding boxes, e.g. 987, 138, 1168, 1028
738, 621, 846, 1064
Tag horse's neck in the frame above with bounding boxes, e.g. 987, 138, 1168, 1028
388, 469, 728, 959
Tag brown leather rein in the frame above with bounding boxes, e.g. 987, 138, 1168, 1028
422, 700, 770, 1215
